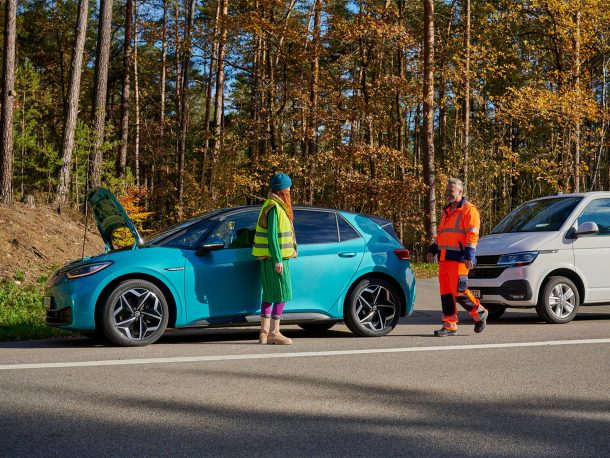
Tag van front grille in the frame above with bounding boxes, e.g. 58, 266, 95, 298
475, 255, 501, 265
469, 266, 507, 279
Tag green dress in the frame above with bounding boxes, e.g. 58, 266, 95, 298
260, 206, 292, 303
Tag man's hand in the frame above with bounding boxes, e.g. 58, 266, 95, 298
275, 262, 283, 275
464, 259, 474, 270
426, 252, 436, 263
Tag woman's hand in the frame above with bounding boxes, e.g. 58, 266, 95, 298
275, 262, 283, 275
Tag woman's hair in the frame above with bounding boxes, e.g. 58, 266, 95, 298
274, 188, 293, 221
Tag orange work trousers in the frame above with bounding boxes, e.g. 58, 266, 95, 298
438, 261, 485, 330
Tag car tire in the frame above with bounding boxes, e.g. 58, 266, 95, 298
298, 322, 335, 333
485, 305, 506, 320
344, 278, 401, 337
536, 276, 580, 324
100, 279, 169, 347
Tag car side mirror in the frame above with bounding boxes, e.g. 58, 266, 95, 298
196, 238, 225, 256
574, 221, 599, 238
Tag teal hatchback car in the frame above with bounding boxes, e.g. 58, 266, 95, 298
45, 188, 416, 346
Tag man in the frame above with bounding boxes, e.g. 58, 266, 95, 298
426, 178, 488, 337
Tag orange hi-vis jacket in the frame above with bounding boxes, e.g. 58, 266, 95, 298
428, 198, 480, 263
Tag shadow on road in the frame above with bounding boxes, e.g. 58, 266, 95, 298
1, 365, 608, 457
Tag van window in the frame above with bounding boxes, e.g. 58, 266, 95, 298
577, 199, 610, 235
492, 197, 582, 234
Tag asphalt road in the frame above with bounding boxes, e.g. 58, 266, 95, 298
1, 278, 610, 457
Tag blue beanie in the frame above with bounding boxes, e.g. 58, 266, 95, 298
270, 172, 292, 191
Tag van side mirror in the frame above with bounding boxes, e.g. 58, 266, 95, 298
196, 238, 225, 256
574, 222, 599, 238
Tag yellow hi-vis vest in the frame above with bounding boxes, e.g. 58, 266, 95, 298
252, 198, 296, 259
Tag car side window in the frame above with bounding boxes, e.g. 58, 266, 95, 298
161, 219, 219, 249
293, 210, 339, 244
337, 214, 361, 241
577, 199, 610, 235
207, 210, 259, 248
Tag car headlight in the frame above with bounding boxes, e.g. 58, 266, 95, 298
65, 261, 113, 279
497, 252, 539, 267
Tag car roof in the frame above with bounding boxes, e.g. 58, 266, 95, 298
217, 205, 361, 217
530, 191, 610, 201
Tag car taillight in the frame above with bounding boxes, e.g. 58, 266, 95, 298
394, 249, 410, 260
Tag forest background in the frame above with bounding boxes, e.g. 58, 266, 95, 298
0, 0, 609, 259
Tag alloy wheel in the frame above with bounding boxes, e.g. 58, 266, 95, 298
355, 284, 397, 331
548, 283, 576, 320
112, 288, 164, 341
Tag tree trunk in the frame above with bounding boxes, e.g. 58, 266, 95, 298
209, 0, 228, 195
462, 0, 470, 190
117, 0, 134, 181
307, 0, 322, 158
174, 2, 182, 168
573, 10, 580, 192
201, 0, 220, 188
177, 0, 197, 206
160, 0, 167, 151
0, 0, 17, 203
134, 0, 141, 187
90, 0, 114, 188
423, 0, 437, 240
55, 0, 89, 208
438, 1, 456, 165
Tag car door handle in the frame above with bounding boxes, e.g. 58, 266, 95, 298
338, 252, 357, 258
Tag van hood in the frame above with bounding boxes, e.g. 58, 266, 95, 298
476, 232, 559, 256
86, 187, 142, 250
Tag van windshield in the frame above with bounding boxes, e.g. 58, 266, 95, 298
492, 197, 582, 234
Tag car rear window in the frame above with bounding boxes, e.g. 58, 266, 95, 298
337, 215, 361, 242
366, 215, 402, 244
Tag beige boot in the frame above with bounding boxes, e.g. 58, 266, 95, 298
259, 316, 270, 344
268, 318, 293, 345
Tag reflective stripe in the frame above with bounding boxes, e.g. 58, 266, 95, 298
438, 244, 462, 251
439, 228, 466, 234
255, 231, 293, 238
466, 243, 476, 248
454, 212, 463, 229
253, 243, 294, 249
465, 227, 479, 233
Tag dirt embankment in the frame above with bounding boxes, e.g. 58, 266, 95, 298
0, 203, 105, 283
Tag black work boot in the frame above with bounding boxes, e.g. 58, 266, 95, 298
434, 327, 457, 337
474, 309, 488, 334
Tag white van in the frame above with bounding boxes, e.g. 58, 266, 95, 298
468, 191, 610, 323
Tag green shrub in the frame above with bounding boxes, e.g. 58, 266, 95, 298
0, 279, 72, 340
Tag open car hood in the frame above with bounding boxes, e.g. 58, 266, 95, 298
87, 187, 142, 250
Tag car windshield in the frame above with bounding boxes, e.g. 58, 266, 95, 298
492, 197, 582, 234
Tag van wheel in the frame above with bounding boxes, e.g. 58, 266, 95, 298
536, 276, 579, 324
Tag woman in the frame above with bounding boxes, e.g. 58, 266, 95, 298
252, 172, 297, 345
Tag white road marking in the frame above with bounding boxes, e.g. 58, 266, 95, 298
2, 338, 610, 370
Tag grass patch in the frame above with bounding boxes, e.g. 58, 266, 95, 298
411, 262, 439, 279
0, 279, 73, 341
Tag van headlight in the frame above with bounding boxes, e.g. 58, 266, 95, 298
65, 261, 113, 279
497, 252, 539, 267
